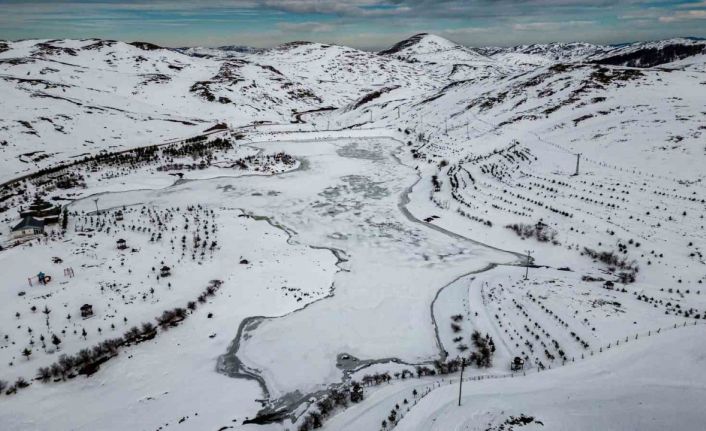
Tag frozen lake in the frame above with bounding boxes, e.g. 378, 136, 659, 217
51, 134, 521, 420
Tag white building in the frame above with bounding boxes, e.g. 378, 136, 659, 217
11, 216, 45, 239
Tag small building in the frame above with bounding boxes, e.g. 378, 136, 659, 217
80, 304, 93, 318
11, 216, 45, 239
116, 238, 127, 250
160, 265, 171, 277
115, 210, 124, 222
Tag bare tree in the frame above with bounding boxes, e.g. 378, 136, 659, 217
52, 333, 61, 350
37, 367, 51, 382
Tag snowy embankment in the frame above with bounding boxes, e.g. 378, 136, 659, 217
394, 324, 706, 431
320, 323, 706, 431
321, 262, 706, 430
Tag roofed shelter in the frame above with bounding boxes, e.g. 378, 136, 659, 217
11, 216, 45, 239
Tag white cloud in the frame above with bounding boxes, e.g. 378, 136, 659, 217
277, 21, 335, 33
659, 10, 706, 22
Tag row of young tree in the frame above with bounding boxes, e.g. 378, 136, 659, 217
297, 383, 364, 431
0, 280, 223, 398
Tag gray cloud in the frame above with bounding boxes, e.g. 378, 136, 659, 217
0, 0, 703, 48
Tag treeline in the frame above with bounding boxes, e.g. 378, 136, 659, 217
583, 247, 638, 283
0, 133, 235, 215
506, 221, 559, 244
469, 331, 494, 367
162, 137, 232, 159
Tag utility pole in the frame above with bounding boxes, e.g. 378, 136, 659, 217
445, 118, 448, 135
524, 250, 534, 280
370, 110, 373, 123
93, 198, 100, 215
574, 153, 581, 176
458, 358, 467, 406
466, 123, 469, 140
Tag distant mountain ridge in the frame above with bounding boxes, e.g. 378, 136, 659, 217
175, 45, 262, 58
0, 33, 703, 182
7, 34, 704, 68
589, 38, 706, 68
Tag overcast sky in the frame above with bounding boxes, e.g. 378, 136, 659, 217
1, 0, 705, 49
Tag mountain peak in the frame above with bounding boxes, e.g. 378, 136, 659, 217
378, 33, 459, 56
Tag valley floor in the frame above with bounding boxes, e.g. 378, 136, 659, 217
2, 126, 704, 431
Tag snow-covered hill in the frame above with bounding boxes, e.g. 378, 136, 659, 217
379, 33, 515, 81
481, 42, 608, 62
590, 37, 706, 68
0, 38, 443, 182
395, 324, 706, 431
